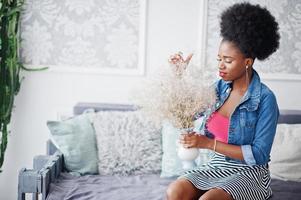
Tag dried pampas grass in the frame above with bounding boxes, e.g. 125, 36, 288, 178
132, 54, 217, 129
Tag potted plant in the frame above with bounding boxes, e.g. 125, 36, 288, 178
0, 0, 47, 172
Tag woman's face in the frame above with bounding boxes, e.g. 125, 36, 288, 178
217, 40, 249, 82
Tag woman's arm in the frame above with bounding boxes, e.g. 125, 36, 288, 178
240, 91, 279, 165
179, 133, 244, 161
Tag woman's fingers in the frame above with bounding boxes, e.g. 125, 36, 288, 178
179, 134, 187, 144
168, 52, 186, 64
176, 52, 184, 62
184, 53, 193, 64
179, 134, 210, 149
179, 133, 198, 148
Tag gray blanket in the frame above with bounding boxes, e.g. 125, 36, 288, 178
46, 173, 301, 200
46, 173, 175, 200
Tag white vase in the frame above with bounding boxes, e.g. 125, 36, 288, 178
177, 145, 199, 170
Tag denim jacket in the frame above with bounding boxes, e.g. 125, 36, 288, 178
197, 70, 279, 166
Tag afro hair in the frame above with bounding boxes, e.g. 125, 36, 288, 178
220, 2, 280, 60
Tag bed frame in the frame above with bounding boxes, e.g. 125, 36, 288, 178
17, 103, 137, 200
17, 102, 301, 200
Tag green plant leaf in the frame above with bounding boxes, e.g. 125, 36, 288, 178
0, 0, 34, 172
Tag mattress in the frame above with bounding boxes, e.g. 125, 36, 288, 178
46, 173, 174, 200
46, 173, 301, 200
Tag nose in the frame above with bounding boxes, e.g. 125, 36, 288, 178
218, 60, 226, 70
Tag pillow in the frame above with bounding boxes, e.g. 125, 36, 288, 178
47, 113, 98, 175
92, 110, 162, 176
160, 121, 183, 177
270, 124, 301, 182
160, 119, 211, 178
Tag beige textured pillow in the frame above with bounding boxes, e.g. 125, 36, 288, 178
92, 110, 162, 176
270, 124, 301, 182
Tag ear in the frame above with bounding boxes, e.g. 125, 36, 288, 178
245, 58, 254, 67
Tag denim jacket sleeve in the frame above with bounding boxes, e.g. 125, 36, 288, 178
241, 91, 279, 165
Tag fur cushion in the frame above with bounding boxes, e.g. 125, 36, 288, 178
92, 110, 162, 175
270, 124, 301, 182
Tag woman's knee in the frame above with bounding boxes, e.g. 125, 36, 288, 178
166, 178, 202, 200
199, 188, 233, 200
166, 180, 185, 200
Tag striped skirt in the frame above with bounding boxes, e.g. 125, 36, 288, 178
179, 153, 272, 200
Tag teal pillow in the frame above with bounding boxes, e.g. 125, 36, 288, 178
160, 121, 183, 177
47, 114, 98, 175
160, 119, 211, 177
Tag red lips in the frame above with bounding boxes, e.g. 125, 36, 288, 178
219, 71, 227, 77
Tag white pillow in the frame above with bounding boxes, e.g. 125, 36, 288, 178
270, 124, 301, 182
92, 110, 162, 176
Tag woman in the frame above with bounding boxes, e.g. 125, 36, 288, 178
166, 2, 280, 200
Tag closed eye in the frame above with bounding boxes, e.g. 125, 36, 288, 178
216, 58, 232, 64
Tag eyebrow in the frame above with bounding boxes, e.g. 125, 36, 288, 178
217, 55, 235, 59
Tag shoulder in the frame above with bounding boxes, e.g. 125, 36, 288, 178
214, 79, 230, 95
259, 83, 277, 104
257, 82, 279, 114
252, 70, 277, 103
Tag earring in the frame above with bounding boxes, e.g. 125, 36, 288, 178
245, 65, 249, 87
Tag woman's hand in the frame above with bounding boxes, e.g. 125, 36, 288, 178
168, 52, 193, 76
179, 132, 213, 149
168, 52, 193, 65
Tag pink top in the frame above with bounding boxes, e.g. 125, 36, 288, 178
206, 111, 229, 143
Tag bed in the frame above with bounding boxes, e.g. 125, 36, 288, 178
18, 103, 301, 200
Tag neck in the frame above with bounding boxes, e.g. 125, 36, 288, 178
232, 69, 253, 95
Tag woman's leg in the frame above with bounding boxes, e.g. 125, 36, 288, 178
166, 178, 206, 200
199, 188, 233, 200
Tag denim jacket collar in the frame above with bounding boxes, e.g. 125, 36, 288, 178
218, 69, 261, 111
239, 69, 261, 111
242, 69, 261, 99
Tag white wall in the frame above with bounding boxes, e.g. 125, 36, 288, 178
0, 0, 300, 200
0, 0, 201, 199
264, 79, 301, 109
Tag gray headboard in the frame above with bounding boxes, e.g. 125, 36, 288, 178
73, 102, 138, 115
73, 102, 301, 124
278, 109, 301, 124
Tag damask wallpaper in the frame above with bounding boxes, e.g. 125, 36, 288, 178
206, 0, 301, 79
20, 0, 145, 74
20, 0, 300, 77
